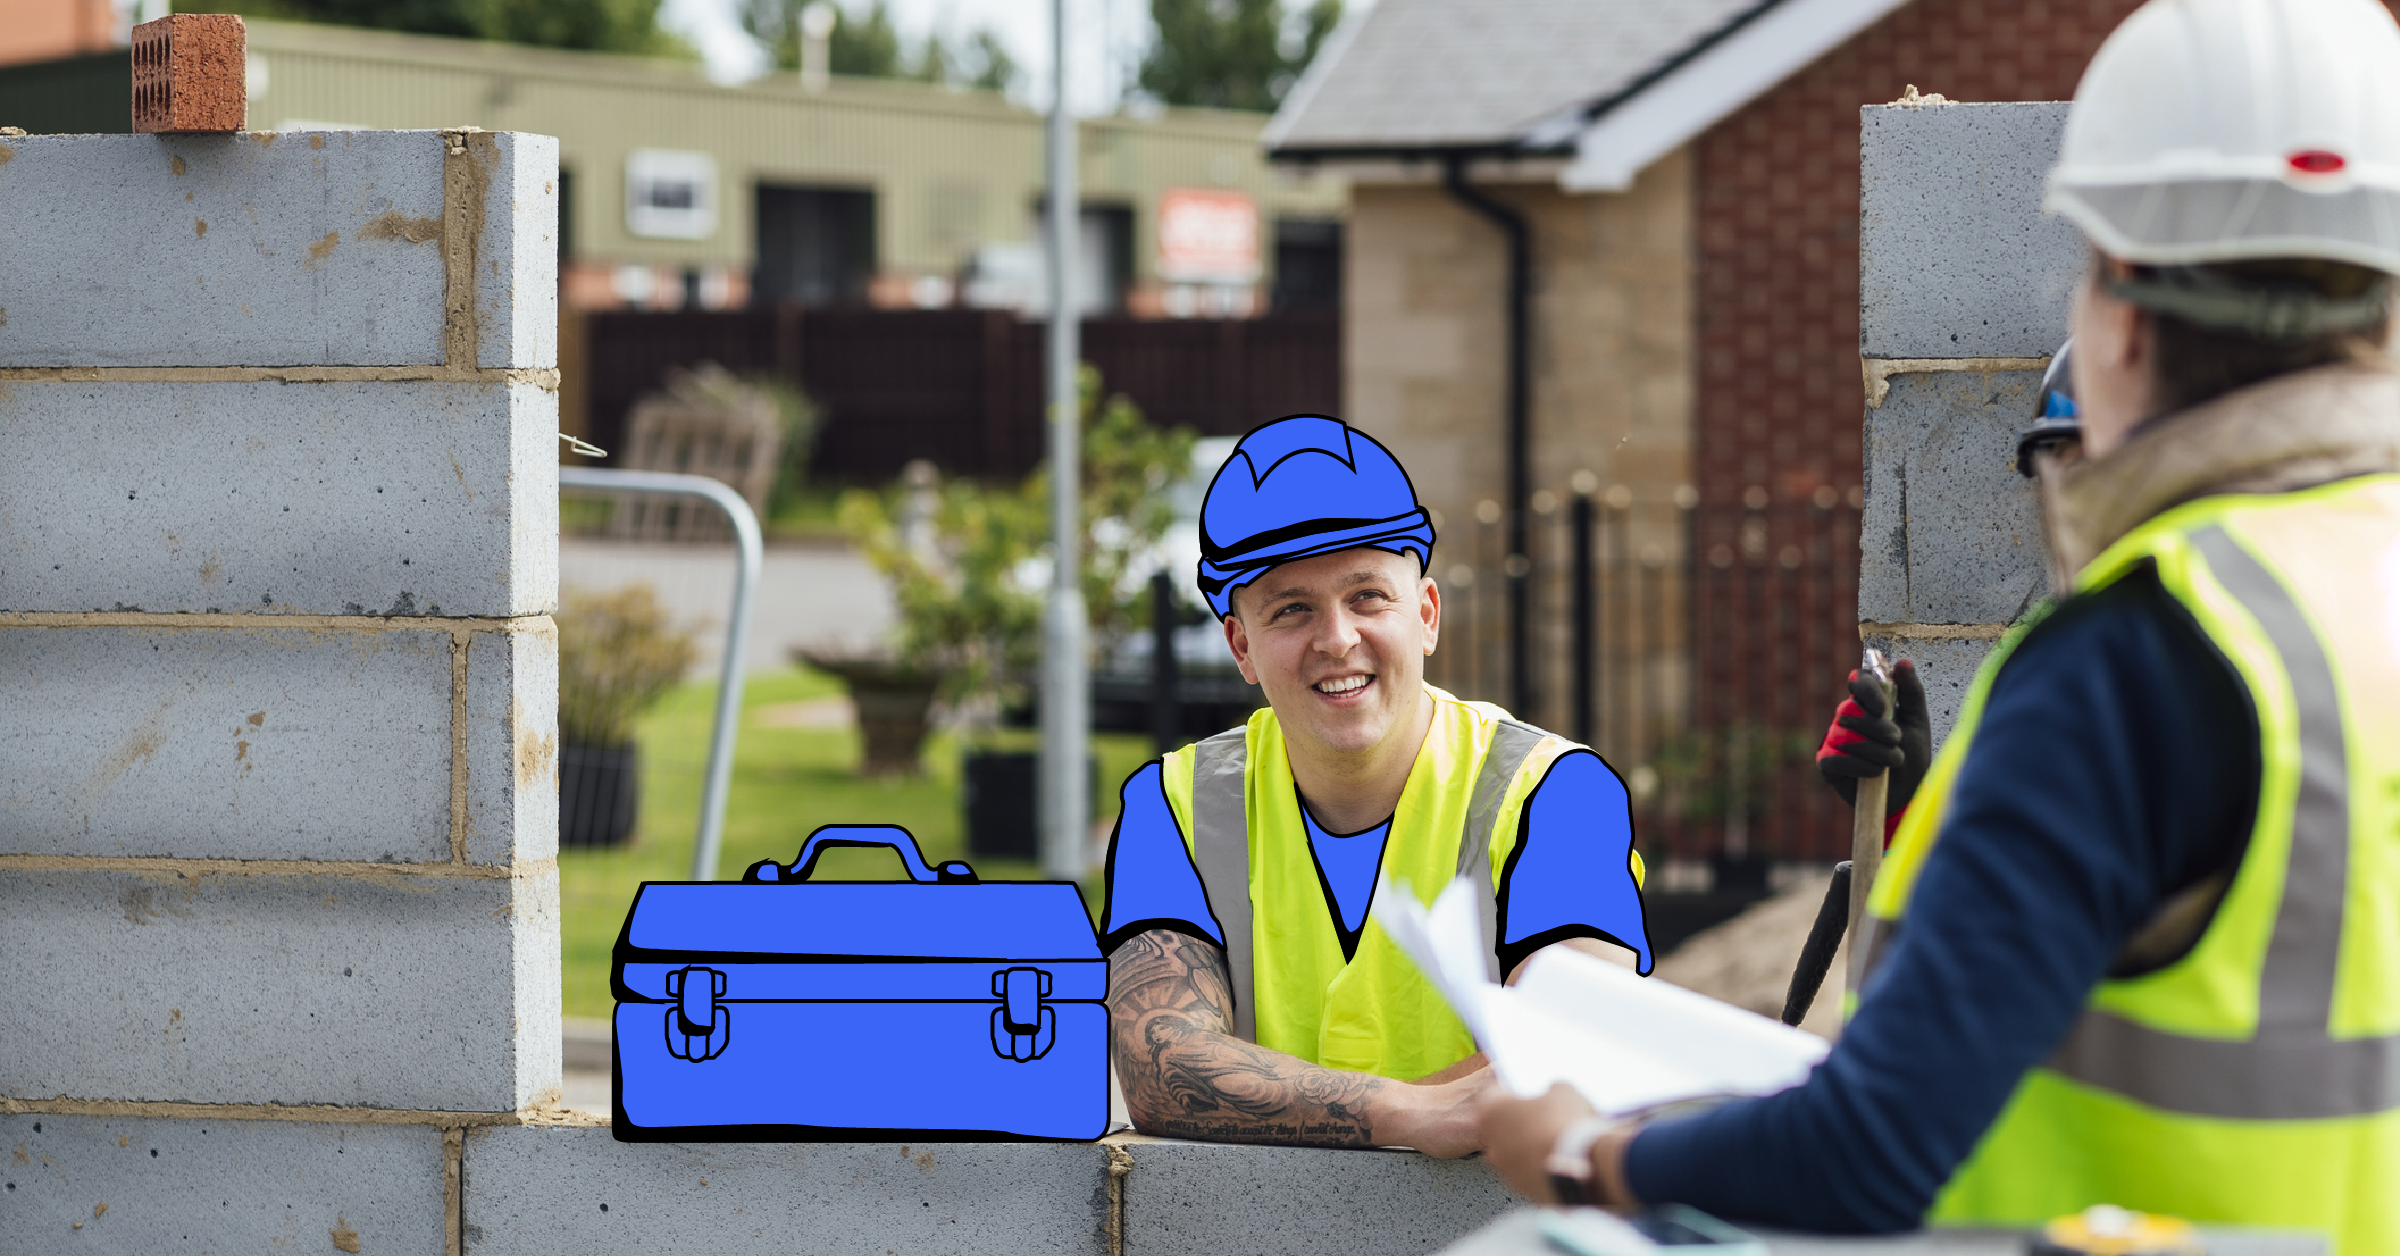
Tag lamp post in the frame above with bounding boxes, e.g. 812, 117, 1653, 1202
1039, 0, 1089, 880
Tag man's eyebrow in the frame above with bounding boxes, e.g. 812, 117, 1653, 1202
1260, 571, 1388, 604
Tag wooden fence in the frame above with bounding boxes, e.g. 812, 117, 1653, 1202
571, 308, 1343, 480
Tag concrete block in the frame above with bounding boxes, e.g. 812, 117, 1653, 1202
0, 867, 559, 1111
1120, 1138, 1513, 1256
0, 625, 453, 862
1859, 102, 2085, 360
471, 131, 559, 370
0, 132, 448, 367
460, 1126, 1109, 1255
1858, 368, 2050, 627
0, 1114, 447, 1255
466, 625, 560, 867
1862, 633, 2000, 751
0, 379, 559, 618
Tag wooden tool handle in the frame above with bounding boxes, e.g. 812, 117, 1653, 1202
1845, 769, 1889, 995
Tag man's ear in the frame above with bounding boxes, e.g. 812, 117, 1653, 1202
1223, 607, 1260, 685
1419, 574, 1440, 655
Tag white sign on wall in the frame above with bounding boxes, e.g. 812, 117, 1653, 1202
625, 149, 719, 241
1156, 188, 1260, 285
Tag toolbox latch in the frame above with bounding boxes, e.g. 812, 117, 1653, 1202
663, 966, 731, 1063
989, 966, 1056, 1062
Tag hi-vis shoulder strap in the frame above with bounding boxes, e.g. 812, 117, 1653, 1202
1188, 719, 1548, 1042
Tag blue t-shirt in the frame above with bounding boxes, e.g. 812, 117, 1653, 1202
1100, 746, 1653, 976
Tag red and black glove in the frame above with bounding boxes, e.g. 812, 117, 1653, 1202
1815, 658, 1931, 826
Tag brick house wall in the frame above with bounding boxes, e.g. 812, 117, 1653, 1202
1687, 0, 2161, 861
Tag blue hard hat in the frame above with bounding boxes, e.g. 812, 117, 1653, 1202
1196, 415, 1435, 619
2015, 339, 2081, 477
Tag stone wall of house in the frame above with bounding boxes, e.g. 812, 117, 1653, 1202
1341, 156, 1694, 756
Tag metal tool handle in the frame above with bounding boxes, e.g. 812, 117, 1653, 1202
1846, 648, 1894, 995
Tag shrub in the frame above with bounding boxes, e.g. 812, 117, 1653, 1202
559, 584, 698, 746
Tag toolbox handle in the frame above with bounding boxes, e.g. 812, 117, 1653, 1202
747, 824, 978, 885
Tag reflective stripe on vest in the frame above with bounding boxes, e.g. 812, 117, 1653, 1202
2045, 524, 2395, 1122
1186, 711, 1549, 1046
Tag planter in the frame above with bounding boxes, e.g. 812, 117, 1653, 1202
961, 750, 1100, 864
800, 653, 944, 777
963, 750, 1038, 861
560, 742, 640, 848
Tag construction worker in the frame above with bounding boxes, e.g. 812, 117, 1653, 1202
1101, 414, 1652, 1154
1478, 0, 2400, 1246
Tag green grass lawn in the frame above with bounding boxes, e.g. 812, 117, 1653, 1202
559, 664, 1155, 1019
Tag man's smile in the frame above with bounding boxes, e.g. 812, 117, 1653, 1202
1313, 673, 1374, 698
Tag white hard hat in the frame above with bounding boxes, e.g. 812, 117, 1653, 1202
2045, 0, 2400, 277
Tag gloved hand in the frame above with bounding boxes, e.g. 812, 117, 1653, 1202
1815, 658, 1930, 816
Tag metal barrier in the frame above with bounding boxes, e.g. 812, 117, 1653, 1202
559, 467, 761, 881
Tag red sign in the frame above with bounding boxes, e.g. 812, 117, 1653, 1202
1156, 189, 1261, 284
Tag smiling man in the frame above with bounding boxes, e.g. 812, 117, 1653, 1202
1099, 414, 1652, 1155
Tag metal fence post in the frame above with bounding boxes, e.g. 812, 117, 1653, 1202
560, 467, 762, 882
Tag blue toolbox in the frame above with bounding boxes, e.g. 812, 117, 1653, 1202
609, 825, 1108, 1141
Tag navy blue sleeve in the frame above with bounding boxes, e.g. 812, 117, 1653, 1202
1497, 750, 1654, 976
1100, 762, 1226, 953
1622, 572, 2255, 1232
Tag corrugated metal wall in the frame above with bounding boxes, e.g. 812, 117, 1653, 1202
221, 21, 1345, 278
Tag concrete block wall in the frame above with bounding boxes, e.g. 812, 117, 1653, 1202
1, 127, 1519, 1256
1857, 101, 2084, 741
455, 1129, 1515, 1256
0, 127, 564, 1254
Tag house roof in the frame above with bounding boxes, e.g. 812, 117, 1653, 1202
1265, 0, 1911, 188
1263, 0, 1766, 155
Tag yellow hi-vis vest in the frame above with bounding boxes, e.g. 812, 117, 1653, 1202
1865, 475, 2400, 1254
1158, 685, 1637, 1080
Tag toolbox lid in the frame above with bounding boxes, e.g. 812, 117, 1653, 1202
617, 881, 1102, 963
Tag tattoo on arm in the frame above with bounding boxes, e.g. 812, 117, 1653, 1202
1108, 928, 1391, 1147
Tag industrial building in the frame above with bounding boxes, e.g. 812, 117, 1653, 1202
0, 16, 1348, 317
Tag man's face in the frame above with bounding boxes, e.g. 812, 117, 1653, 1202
1222, 547, 1440, 758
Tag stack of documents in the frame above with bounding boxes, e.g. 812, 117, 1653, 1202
1377, 876, 1829, 1116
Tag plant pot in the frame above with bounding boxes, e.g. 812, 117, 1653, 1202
560, 742, 640, 848
801, 653, 943, 777
961, 750, 1101, 863
963, 750, 1039, 861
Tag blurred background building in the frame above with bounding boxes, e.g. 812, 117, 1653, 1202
1265, 0, 2175, 866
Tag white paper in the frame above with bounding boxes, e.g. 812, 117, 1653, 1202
1376, 876, 1829, 1115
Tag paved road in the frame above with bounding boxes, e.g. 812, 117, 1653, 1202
560, 537, 897, 677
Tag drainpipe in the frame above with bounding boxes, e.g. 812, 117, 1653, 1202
1442, 155, 1533, 718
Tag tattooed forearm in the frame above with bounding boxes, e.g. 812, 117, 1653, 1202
1108, 928, 1391, 1147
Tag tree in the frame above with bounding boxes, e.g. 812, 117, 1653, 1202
181, 0, 686, 56
744, 0, 1016, 94
1138, 0, 1340, 112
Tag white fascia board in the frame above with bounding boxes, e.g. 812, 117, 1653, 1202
1559, 0, 1909, 192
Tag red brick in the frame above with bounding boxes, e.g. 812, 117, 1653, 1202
132, 14, 245, 134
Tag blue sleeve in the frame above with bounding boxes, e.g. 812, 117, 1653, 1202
1621, 572, 2255, 1232
1099, 761, 1225, 952
1497, 749, 1654, 976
